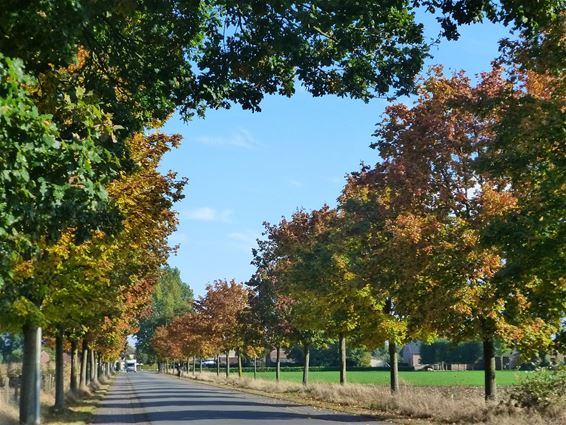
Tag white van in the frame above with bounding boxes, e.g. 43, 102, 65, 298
125, 359, 137, 372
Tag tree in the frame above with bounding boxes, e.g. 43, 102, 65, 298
2, 1, 560, 116
0, 54, 118, 287
152, 325, 182, 370
237, 300, 267, 379
338, 176, 434, 393
0, 1, 425, 113
258, 207, 373, 385
136, 267, 194, 363
168, 313, 200, 372
285, 208, 358, 385
248, 242, 298, 383
0, 55, 121, 424
478, 15, 566, 354
412, 0, 563, 39
196, 280, 249, 378
367, 68, 513, 400
4, 132, 186, 412
355, 64, 562, 400
75, 132, 186, 384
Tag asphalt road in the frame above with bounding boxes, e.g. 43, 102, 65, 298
92, 372, 388, 425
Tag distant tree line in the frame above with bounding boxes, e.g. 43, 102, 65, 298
420, 341, 484, 366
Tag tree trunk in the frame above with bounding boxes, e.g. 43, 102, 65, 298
54, 330, 65, 411
90, 349, 98, 386
237, 351, 242, 378
199, 358, 203, 374
99, 355, 104, 380
339, 333, 347, 385
96, 353, 101, 380
70, 339, 78, 393
389, 340, 399, 393
225, 351, 230, 378
302, 343, 310, 386
275, 346, 281, 383
253, 356, 257, 380
193, 357, 196, 376
86, 352, 91, 385
80, 341, 88, 387
216, 355, 220, 376
20, 323, 42, 425
85, 348, 92, 386
483, 339, 497, 400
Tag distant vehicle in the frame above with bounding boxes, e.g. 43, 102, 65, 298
125, 359, 137, 372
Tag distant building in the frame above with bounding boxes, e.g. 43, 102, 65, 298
268, 349, 294, 364
217, 350, 238, 366
401, 341, 422, 368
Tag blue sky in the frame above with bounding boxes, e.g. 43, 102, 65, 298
159, 16, 511, 297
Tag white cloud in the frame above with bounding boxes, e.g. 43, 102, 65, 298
184, 207, 233, 223
193, 129, 258, 150
229, 231, 256, 244
228, 231, 258, 252
288, 179, 303, 188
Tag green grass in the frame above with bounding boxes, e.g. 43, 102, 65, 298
243, 370, 528, 386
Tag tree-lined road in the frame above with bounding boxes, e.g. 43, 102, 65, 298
93, 372, 386, 425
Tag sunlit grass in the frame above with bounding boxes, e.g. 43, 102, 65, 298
44, 382, 111, 425
241, 370, 528, 386
44, 401, 97, 425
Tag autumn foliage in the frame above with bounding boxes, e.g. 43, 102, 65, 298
0, 8, 563, 424
150, 23, 565, 404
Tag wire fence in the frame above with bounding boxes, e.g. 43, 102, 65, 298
0, 368, 21, 406
0, 363, 57, 406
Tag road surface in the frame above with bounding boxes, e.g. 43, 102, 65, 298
92, 372, 388, 424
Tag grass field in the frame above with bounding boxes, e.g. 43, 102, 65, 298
243, 370, 528, 386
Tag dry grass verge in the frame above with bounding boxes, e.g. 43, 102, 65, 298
183, 371, 565, 425
0, 396, 18, 425
0, 376, 113, 425
45, 379, 112, 425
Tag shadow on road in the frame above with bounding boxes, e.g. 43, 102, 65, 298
95, 410, 373, 423
93, 373, 381, 424
102, 399, 296, 409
